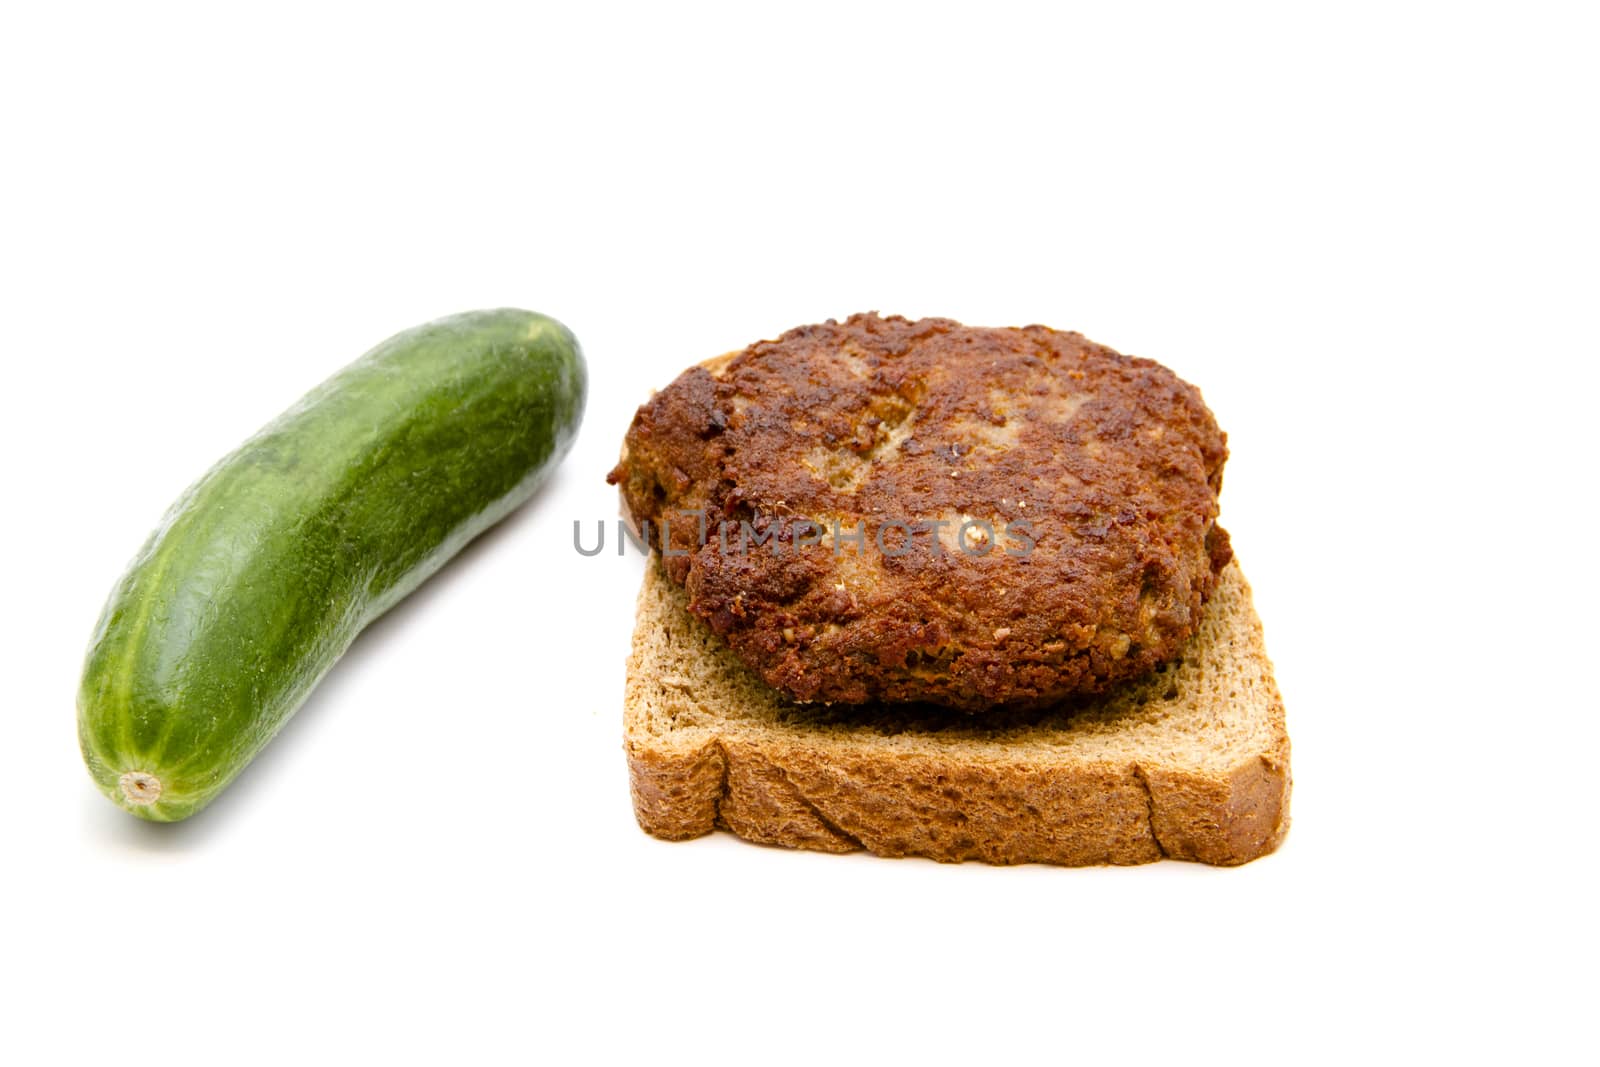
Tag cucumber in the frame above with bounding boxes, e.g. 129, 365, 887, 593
78, 308, 586, 821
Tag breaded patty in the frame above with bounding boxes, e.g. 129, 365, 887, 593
608, 313, 1231, 711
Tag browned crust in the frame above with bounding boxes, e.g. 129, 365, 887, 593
626, 739, 1290, 867
608, 312, 1231, 711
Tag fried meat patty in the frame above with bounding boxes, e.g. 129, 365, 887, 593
608, 313, 1231, 710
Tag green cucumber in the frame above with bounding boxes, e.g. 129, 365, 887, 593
78, 308, 586, 821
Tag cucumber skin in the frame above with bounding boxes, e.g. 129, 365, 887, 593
78, 309, 586, 821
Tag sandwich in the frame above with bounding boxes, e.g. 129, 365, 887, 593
608, 313, 1290, 866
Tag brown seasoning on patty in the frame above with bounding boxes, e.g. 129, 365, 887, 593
608, 312, 1231, 711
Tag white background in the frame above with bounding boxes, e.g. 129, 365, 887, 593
2, 2, 1594, 1063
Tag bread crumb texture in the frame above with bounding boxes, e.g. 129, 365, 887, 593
624, 558, 1291, 867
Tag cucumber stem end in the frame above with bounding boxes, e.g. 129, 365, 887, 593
119, 771, 162, 806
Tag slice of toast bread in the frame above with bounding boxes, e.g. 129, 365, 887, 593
624, 557, 1291, 866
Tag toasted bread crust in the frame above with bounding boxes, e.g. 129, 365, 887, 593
609, 313, 1230, 710
624, 557, 1290, 867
